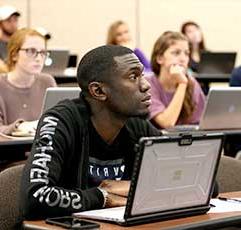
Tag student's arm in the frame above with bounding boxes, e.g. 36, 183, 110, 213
0, 59, 8, 73
0, 96, 25, 134
134, 48, 151, 70
99, 180, 130, 207
152, 65, 188, 128
20, 110, 104, 219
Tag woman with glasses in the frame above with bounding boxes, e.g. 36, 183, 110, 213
147, 31, 205, 129
0, 28, 57, 135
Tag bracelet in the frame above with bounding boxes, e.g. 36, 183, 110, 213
97, 187, 108, 208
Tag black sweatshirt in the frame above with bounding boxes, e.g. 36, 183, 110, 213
19, 95, 161, 220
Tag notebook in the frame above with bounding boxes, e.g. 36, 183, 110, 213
74, 134, 223, 226
41, 87, 81, 113
197, 52, 236, 74
42, 49, 70, 75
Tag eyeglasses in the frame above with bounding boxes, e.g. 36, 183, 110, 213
19, 48, 50, 58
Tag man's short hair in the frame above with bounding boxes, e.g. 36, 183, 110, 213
77, 45, 133, 95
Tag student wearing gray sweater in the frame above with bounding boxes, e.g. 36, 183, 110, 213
0, 28, 56, 135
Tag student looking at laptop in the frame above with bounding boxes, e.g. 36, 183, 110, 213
146, 31, 205, 129
0, 28, 56, 136
19, 45, 161, 220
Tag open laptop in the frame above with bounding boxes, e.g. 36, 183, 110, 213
168, 87, 241, 132
42, 49, 70, 75
10, 87, 81, 138
197, 52, 236, 74
199, 87, 241, 130
41, 87, 81, 113
74, 134, 223, 226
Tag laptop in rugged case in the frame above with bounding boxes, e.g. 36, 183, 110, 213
74, 133, 223, 226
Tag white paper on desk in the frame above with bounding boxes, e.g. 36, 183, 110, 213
73, 206, 125, 222
209, 198, 241, 213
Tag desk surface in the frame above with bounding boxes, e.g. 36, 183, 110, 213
0, 134, 33, 146
23, 191, 241, 230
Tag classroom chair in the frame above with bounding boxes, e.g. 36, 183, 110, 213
216, 156, 241, 193
0, 164, 24, 229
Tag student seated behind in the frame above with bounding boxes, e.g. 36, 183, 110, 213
0, 5, 21, 72
20, 45, 161, 219
146, 31, 205, 129
106, 20, 151, 72
0, 28, 57, 135
181, 21, 207, 73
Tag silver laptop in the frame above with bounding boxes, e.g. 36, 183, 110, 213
42, 49, 70, 75
168, 87, 241, 132
199, 87, 241, 130
74, 134, 223, 226
42, 87, 81, 113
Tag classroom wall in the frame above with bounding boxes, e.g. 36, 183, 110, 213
2, 0, 241, 65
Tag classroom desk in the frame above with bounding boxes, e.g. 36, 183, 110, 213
23, 191, 241, 230
0, 134, 33, 161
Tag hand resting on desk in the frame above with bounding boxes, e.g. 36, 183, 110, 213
99, 180, 130, 208
11, 120, 38, 137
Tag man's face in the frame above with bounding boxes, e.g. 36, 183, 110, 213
104, 53, 151, 119
0, 14, 19, 37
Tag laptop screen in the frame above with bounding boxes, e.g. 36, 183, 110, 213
42, 87, 81, 113
197, 52, 236, 74
199, 87, 241, 130
130, 135, 222, 216
42, 49, 70, 75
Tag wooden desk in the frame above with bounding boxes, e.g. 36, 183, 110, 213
23, 192, 241, 230
0, 134, 33, 161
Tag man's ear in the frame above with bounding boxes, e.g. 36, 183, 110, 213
156, 54, 163, 65
88, 81, 107, 101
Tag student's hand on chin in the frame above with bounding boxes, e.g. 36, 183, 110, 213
169, 64, 188, 84
99, 180, 130, 197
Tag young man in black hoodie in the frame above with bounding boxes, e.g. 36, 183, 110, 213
20, 45, 161, 219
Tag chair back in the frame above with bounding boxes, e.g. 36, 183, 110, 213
0, 164, 24, 229
217, 156, 241, 193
